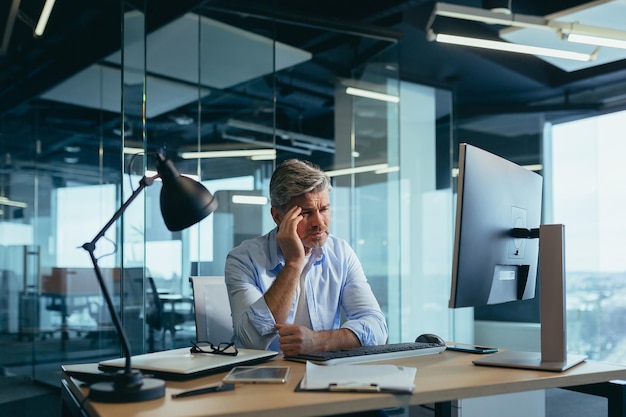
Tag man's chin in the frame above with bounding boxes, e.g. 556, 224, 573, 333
303, 233, 328, 249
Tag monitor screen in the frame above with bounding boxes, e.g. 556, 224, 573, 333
449, 143, 586, 371
449, 143, 543, 309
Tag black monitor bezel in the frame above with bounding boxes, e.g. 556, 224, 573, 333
449, 143, 543, 309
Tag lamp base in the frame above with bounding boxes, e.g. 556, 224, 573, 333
89, 370, 166, 403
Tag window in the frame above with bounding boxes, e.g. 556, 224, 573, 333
548, 110, 626, 361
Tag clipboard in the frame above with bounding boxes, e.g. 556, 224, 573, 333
296, 361, 416, 394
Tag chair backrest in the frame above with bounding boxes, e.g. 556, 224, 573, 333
189, 276, 234, 343
145, 276, 163, 331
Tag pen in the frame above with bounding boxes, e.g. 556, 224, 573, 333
172, 383, 236, 399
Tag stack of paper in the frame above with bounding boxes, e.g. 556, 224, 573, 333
299, 361, 416, 393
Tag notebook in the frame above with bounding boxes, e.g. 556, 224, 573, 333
98, 347, 278, 380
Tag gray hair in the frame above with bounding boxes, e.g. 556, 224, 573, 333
269, 159, 332, 209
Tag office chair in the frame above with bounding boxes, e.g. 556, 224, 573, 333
189, 276, 234, 343
145, 276, 194, 350
145, 277, 162, 351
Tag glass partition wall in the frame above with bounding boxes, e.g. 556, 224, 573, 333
0, 4, 126, 386
0, 3, 457, 387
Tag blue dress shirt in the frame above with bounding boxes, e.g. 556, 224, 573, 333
224, 227, 388, 352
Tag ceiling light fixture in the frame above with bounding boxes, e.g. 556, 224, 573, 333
231, 195, 268, 205
225, 119, 334, 151
145, 170, 199, 182
345, 87, 400, 103
427, 2, 626, 61
433, 32, 594, 61
291, 140, 335, 154
430, 3, 546, 29
249, 154, 276, 161
1, 0, 21, 55
123, 147, 144, 155
326, 163, 390, 178
0, 195, 28, 208
556, 21, 626, 50
221, 132, 311, 156
179, 149, 276, 159
565, 33, 626, 50
34, 0, 56, 37
374, 165, 400, 174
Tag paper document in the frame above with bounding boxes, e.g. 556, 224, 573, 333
299, 361, 416, 393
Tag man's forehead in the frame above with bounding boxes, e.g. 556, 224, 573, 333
287, 189, 329, 208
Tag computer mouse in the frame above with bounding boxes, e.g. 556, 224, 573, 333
415, 333, 445, 345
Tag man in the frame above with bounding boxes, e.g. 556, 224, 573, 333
224, 159, 388, 355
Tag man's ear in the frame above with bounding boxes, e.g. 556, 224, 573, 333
270, 207, 282, 226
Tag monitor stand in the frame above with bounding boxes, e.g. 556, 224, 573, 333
473, 224, 587, 372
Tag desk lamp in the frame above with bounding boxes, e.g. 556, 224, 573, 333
81, 151, 218, 402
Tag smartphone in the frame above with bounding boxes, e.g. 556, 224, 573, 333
446, 344, 499, 354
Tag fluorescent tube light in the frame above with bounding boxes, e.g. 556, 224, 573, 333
1, 0, 20, 55
249, 154, 276, 161
326, 163, 389, 178
436, 7, 513, 26
179, 149, 276, 159
34, 0, 56, 37
222, 132, 311, 156
291, 140, 335, 154
123, 147, 144, 155
375, 165, 400, 174
435, 33, 593, 61
345, 87, 400, 103
433, 3, 547, 30
0, 196, 28, 208
429, 3, 626, 62
145, 170, 200, 182
231, 195, 268, 205
226, 119, 333, 149
566, 33, 626, 50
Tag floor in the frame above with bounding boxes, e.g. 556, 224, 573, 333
0, 372, 61, 417
545, 388, 607, 417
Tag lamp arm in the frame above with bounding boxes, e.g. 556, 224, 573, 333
84, 176, 154, 248
81, 175, 155, 375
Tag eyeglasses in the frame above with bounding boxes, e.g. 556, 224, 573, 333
190, 341, 239, 356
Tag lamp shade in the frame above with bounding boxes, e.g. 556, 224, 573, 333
156, 153, 218, 231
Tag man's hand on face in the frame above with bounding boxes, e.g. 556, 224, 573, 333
275, 205, 306, 267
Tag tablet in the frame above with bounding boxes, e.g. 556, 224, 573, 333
222, 366, 291, 384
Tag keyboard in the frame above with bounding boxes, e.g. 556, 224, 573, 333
284, 341, 446, 365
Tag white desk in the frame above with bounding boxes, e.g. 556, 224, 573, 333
61, 350, 626, 417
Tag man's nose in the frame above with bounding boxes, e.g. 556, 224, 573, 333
309, 210, 324, 225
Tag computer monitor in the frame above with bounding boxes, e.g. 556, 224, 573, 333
450, 143, 586, 371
